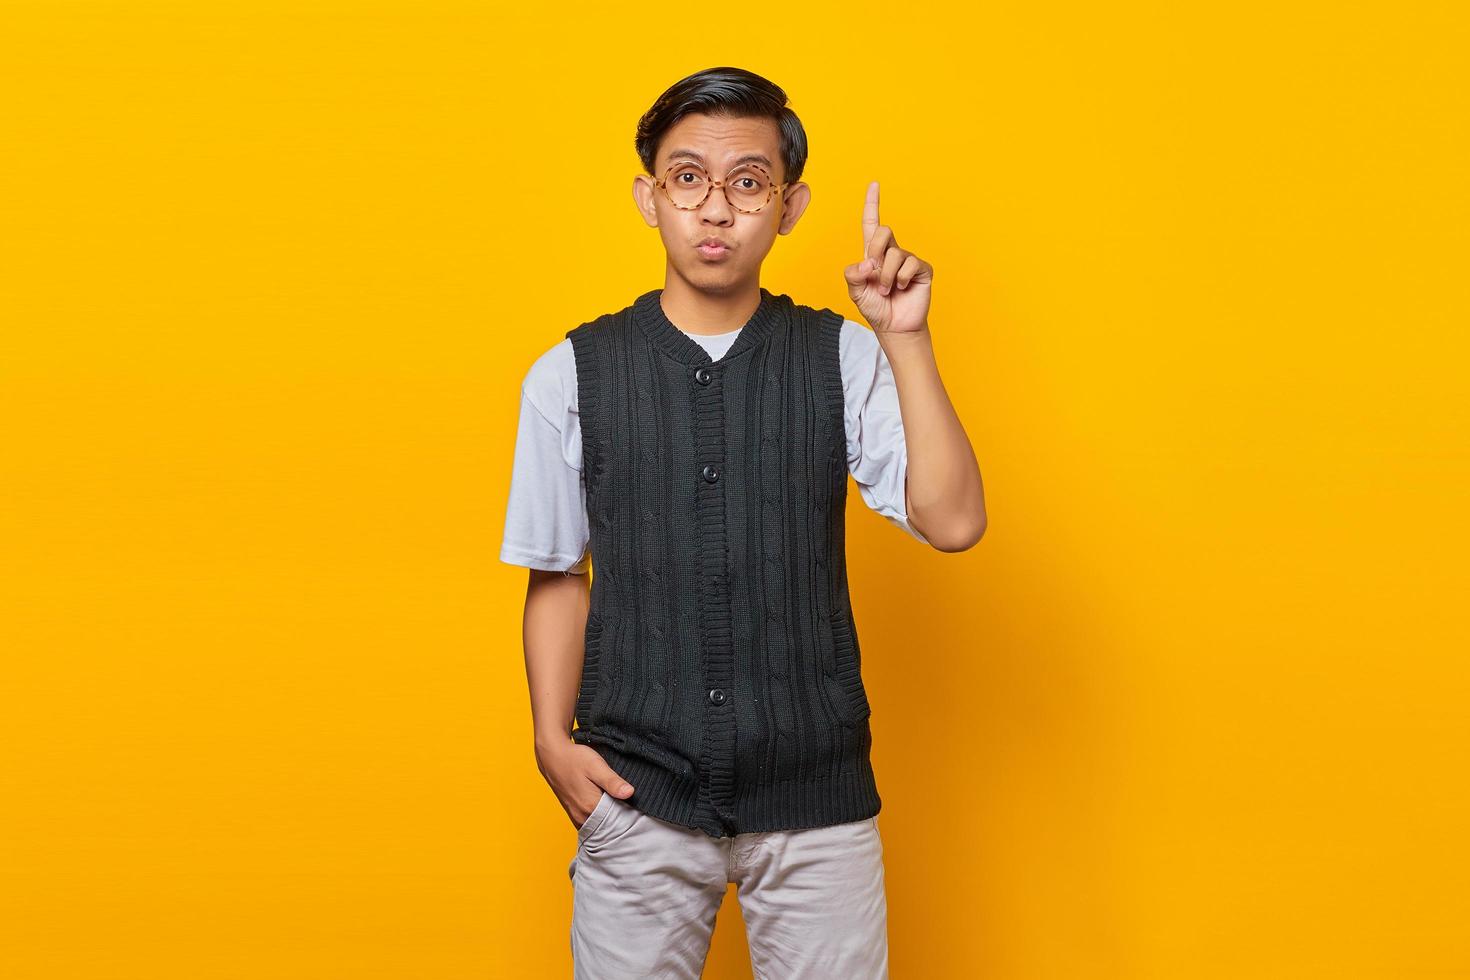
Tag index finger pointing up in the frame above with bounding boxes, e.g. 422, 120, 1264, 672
862, 180, 880, 250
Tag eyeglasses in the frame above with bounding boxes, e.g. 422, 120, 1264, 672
651, 161, 789, 214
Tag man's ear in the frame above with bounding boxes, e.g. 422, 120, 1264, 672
632, 175, 659, 228
777, 181, 811, 235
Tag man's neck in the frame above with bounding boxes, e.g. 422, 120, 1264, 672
658, 275, 762, 336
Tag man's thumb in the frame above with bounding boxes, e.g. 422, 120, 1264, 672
843, 257, 876, 287
604, 770, 635, 797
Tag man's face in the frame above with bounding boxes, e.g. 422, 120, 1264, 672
634, 112, 810, 292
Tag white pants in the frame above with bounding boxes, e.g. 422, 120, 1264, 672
567, 790, 889, 979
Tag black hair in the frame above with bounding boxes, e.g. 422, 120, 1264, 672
634, 66, 808, 184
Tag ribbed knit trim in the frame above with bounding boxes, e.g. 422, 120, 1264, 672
632, 286, 784, 366
592, 742, 881, 836
815, 308, 874, 723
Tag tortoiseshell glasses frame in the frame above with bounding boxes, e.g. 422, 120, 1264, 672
650, 161, 790, 214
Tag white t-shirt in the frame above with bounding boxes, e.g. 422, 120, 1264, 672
500, 316, 926, 575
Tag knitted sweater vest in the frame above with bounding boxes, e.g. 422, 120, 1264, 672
565, 286, 881, 838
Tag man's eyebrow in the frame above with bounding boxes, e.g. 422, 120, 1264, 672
665, 148, 775, 169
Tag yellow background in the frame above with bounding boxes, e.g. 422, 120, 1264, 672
3, 1, 1466, 977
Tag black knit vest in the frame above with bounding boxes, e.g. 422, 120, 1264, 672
565, 286, 881, 838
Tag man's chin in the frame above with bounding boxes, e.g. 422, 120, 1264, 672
683, 267, 749, 293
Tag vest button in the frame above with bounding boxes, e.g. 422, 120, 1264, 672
701, 464, 720, 483
708, 688, 727, 705
694, 367, 712, 385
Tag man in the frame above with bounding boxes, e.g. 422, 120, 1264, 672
500, 66, 986, 979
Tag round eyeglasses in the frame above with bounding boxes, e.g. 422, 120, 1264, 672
652, 161, 789, 214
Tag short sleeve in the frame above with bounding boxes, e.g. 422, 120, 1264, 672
840, 318, 929, 544
499, 339, 591, 574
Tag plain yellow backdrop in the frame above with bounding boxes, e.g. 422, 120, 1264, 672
3, 1, 1466, 977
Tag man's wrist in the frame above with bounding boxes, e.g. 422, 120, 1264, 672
534, 727, 573, 755
875, 322, 931, 349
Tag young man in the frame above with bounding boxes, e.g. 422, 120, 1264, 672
500, 66, 986, 979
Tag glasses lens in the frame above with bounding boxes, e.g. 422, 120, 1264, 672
724, 165, 773, 211
665, 164, 710, 208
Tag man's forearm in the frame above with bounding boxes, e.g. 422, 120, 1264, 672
524, 569, 590, 752
880, 326, 987, 551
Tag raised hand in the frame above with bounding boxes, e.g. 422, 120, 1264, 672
842, 180, 933, 334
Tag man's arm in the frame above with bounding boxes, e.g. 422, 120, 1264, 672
500, 351, 633, 826
523, 568, 636, 826
524, 568, 589, 754
884, 327, 988, 552
842, 179, 986, 552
